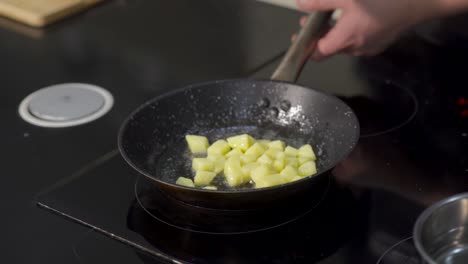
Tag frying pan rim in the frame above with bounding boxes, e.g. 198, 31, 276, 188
118, 78, 360, 194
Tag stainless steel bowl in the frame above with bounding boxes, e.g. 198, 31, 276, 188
413, 193, 468, 264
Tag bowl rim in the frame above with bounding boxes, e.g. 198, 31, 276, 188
413, 192, 468, 264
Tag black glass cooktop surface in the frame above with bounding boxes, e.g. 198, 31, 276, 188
37, 151, 368, 263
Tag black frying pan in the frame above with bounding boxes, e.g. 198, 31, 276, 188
118, 12, 360, 210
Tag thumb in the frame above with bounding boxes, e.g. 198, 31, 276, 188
296, 0, 340, 11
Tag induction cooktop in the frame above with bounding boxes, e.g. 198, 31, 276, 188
36, 66, 468, 263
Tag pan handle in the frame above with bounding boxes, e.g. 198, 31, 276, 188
271, 11, 333, 82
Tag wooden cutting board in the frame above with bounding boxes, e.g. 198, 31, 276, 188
0, 0, 102, 27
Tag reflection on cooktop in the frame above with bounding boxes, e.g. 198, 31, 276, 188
128, 176, 367, 263
134, 175, 331, 234
376, 236, 420, 264
339, 80, 418, 138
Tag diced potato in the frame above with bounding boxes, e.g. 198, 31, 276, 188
254, 174, 286, 188
298, 161, 317, 177
257, 139, 271, 148
227, 134, 255, 152
225, 148, 242, 158
298, 144, 316, 160
207, 140, 231, 155
176, 177, 195, 187
280, 165, 298, 181
244, 143, 265, 158
286, 157, 299, 168
214, 160, 225, 173
192, 158, 214, 171
268, 140, 285, 150
185, 135, 209, 154
240, 154, 257, 164
299, 157, 313, 166
241, 163, 259, 178
207, 154, 225, 173
207, 154, 222, 161
276, 152, 286, 160
242, 171, 253, 183
257, 154, 273, 165
184, 133, 319, 190
284, 146, 299, 157
273, 158, 285, 172
265, 148, 281, 159
224, 156, 245, 186
250, 164, 274, 182
291, 176, 302, 182
194, 171, 217, 186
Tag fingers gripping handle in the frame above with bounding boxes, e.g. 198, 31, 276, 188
271, 11, 333, 82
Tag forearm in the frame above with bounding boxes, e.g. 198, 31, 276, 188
424, 0, 468, 19
440, 0, 468, 14
296, 0, 468, 59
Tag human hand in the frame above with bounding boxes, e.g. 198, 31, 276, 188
295, 0, 441, 60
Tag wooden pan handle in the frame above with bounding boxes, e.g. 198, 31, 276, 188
271, 11, 333, 82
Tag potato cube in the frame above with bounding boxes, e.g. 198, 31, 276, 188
265, 148, 281, 159
185, 135, 209, 154
257, 139, 271, 148
273, 158, 285, 172
286, 157, 299, 168
224, 156, 245, 187
207, 140, 231, 155
241, 163, 259, 178
176, 177, 195, 187
207, 155, 225, 173
251, 165, 274, 184
207, 154, 222, 160
192, 158, 214, 171
214, 160, 225, 174
299, 157, 314, 166
284, 146, 299, 157
244, 143, 265, 158
298, 144, 316, 160
240, 154, 257, 164
280, 165, 298, 182
298, 161, 317, 177
254, 174, 286, 188
225, 148, 242, 158
203, 186, 218, 190
268, 140, 285, 150
291, 176, 302, 182
257, 154, 273, 165
227, 134, 255, 152
276, 152, 286, 160
242, 173, 252, 183
194, 171, 217, 186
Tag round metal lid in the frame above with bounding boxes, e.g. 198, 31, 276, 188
28, 84, 105, 121
19, 83, 113, 128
